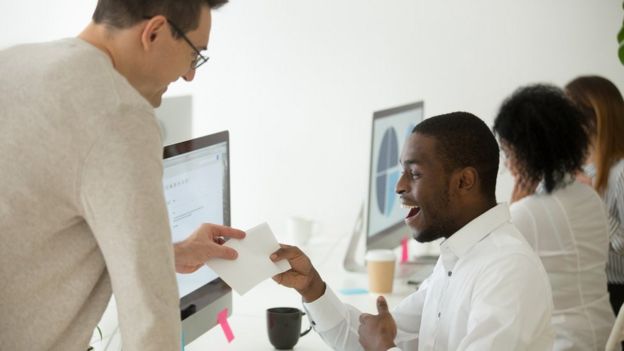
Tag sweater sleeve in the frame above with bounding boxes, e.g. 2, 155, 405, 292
79, 107, 180, 350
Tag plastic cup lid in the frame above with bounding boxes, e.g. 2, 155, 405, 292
365, 249, 396, 262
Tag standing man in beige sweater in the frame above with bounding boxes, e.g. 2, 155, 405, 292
0, 0, 243, 350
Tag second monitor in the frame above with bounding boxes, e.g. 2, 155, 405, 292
366, 101, 424, 250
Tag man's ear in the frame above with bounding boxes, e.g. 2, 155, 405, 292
456, 167, 477, 195
140, 15, 168, 51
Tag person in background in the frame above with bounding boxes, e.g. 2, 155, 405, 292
493, 84, 614, 351
566, 76, 624, 316
0, 1, 245, 350
271, 112, 554, 350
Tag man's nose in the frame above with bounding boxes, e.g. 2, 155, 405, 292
395, 173, 407, 194
182, 68, 196, 82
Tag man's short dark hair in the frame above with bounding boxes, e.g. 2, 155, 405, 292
493, 84, 588, 193
413, 112, 500, 202
92, 0, 228, 35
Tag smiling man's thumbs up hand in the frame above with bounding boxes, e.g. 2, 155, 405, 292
357, 296, 397, 351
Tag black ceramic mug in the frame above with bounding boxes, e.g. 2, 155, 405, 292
266, 307, 312, 349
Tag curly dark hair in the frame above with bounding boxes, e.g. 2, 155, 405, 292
493, 84, 589, 193
414, 111, 500, 203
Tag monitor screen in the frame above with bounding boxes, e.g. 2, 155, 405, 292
367, 102, 424, 249
162, 131, 232, 344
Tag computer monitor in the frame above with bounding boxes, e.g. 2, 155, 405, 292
366, 102, 424, 250
155, 95, 193, 147
162, 130, 232, 345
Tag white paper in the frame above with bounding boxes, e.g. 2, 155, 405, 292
205, 222, 291, 295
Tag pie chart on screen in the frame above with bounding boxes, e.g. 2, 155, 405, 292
375, 127, 400, 216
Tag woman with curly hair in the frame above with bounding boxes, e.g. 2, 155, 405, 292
566, 76, 624, 316
494, 84, 614, 351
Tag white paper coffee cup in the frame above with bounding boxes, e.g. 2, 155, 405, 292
365, 250, 396, 294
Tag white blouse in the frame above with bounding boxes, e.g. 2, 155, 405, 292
510, 180, 615, 351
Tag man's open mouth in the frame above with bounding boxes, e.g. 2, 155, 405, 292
402, 204, 421, 219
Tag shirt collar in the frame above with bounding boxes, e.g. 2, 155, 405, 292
438, 203, 511, 272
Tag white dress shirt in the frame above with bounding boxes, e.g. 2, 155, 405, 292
304, 204, 554, 350
510, 180, 615, 350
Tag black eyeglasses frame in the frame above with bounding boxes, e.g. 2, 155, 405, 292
143, 16, 209, 70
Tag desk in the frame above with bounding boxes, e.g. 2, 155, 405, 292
90, 234, 428, 350
187, 273, 417, 350
187, 235, 420, 350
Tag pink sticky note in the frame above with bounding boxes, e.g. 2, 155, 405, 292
217, 308, 235, 343
401, 237, 409, 263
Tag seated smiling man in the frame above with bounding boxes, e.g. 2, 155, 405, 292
271, 112, 554, 350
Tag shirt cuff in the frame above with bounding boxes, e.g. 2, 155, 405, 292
302, 286, 349, 333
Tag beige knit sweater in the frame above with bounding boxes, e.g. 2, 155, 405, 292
0, 38, 180, 350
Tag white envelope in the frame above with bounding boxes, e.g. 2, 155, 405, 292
205, 222, 291, 295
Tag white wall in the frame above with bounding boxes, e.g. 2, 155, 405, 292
2, 0, 623, 242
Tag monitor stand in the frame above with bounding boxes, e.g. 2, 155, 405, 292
343, 203, 366, 273
343, 203, 439, 279
182, 291, 232, 345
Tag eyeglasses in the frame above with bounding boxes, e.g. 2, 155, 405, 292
144, 16, 209, 70
167, 19, 209, 70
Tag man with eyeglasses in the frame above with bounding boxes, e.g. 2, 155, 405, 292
0, 0, 242, 350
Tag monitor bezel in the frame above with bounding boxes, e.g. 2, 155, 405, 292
162, 130, 232, 321
366, 101, 424, 249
